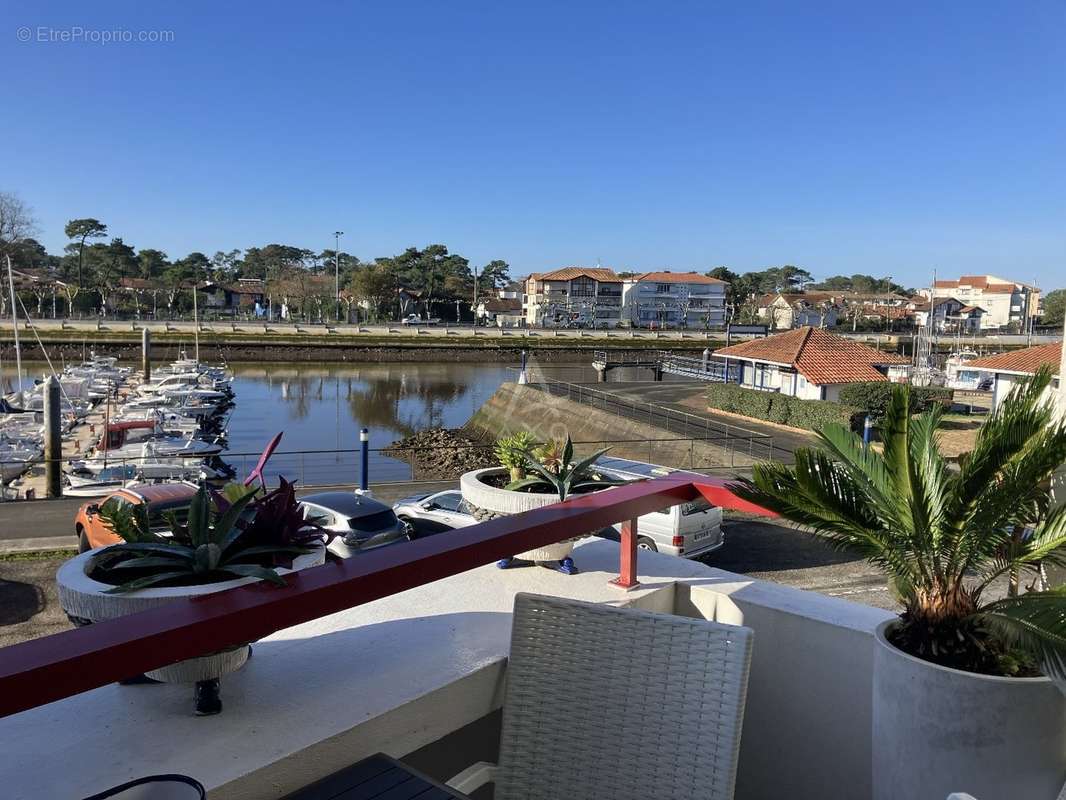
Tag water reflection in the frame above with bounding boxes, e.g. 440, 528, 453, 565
223, 362, 515, 484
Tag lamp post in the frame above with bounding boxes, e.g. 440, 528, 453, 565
333, 231, 344, 323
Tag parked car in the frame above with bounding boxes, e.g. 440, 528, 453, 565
393, 490, 478, 536
75, 482, 200, 551
75, 484, 410, 559
298, 492, 411, 558
392, 486, 725, 559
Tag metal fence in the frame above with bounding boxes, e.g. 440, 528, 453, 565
525, 377, 776, 464
0, 430, 773, 501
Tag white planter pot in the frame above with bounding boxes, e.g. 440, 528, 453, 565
873, 619, 1066, 800
57, 546, 325, 683
459, 467, 574, 562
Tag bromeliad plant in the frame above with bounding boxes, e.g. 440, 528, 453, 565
90, 479, 327, 594
495, 431, 539, 482
506, 435, 625, 502
733, 366, 1066, 678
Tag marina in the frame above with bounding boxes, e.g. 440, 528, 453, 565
2, 357, 671, 497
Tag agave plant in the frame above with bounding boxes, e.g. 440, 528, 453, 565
506, 435, 625, 502
495, 431, 539, 482
91, 484, 318, 594
733, 366, 1066, 678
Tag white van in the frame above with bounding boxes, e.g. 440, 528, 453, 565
608, 496, 725, 558
595, 457, 725, 559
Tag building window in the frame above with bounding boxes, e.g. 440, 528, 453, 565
655, 284, 672, 293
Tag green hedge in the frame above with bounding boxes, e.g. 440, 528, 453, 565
838, 382, 952, 421
705, 383, 865, 432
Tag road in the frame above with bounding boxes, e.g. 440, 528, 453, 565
3, 318, 1056, 347
550, 380, 816, 463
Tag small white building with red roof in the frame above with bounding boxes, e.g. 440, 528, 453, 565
711, 326, 910, 401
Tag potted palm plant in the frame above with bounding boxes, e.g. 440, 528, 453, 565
460, 435, 623, 572
733, 367, 1066, 800
57, 479, 327, 715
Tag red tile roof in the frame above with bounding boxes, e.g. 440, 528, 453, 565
536, 267, 621, 282
634, 271, 727, 284
967, 342, 1061, 376
713, 327, 908, 385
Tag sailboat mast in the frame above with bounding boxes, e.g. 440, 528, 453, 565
192, 277, 200, 363
6, 254, 23, 393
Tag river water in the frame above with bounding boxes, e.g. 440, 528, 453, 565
3, 359, 654, 487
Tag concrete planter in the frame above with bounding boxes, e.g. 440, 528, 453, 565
872, 619, 1066, 800
459, 467, 574, 562
57, 546, 325, 683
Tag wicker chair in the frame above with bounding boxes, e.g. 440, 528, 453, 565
447, 592, 754, 800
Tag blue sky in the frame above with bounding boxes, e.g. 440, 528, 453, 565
2, 1, 1063, 289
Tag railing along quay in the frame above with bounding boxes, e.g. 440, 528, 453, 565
526, 378, 776, 464
0, 432, 774, 501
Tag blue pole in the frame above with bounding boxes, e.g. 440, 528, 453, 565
359, 427, 369, 492
520, 350, 527, 372
863, 415, 873, 447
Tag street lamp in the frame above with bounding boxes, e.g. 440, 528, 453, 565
333, 231, 344, 323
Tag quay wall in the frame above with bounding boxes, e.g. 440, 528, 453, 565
0, 334, 708, 364
466, 382, 763, 470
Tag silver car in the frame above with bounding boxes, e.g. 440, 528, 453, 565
299, 491, 411, 558
392, 490, 478, 537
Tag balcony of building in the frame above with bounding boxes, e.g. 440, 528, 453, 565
0, 472, 1015, 800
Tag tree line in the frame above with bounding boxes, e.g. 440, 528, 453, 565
0, 192, 513, 320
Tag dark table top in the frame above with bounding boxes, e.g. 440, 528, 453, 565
281, 752, 471, 800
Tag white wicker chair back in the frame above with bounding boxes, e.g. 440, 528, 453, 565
495, 592, 753, 800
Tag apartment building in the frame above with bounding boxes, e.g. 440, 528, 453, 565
926, 275, 1039, 330
522, 267, 623, 327
622, 271, 728, 329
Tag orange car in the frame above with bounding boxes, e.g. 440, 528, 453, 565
75, 482, 199, 551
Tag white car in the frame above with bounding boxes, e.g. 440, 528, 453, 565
392, 490, 478, 536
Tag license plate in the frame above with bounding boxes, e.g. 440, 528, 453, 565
693, 530, 713, 541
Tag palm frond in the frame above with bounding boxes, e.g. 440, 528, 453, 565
976, 588, 1066, 681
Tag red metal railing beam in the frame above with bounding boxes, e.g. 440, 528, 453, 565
0, 475, 773, 719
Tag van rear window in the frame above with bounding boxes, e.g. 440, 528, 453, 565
681, 498, 713, 516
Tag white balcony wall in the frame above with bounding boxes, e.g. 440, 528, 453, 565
0, 540, 893, 800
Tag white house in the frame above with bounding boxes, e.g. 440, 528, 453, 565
757, 293, 839, 330
523, 267, 623, 328
926, 275, 1039, 330
913, 297, 985, 333
967, 341, 1062, 411
622, 271, 728, 329
711, 326, 910, 401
